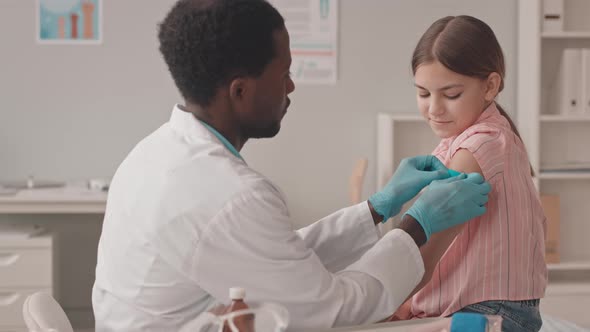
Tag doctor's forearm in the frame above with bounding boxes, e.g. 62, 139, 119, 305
396, 214, 427, 247
368, 201, 426, 246
368, 201, 384, 225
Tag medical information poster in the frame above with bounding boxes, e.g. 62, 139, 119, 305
269, 0, 339, 85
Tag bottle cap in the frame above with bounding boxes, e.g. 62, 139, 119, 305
229, 287, 246, 300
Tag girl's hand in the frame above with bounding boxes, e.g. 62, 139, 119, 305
388, 299, 413, 321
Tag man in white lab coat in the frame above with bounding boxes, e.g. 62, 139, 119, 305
92, 0, 491, 331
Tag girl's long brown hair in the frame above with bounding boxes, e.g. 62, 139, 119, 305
412, 15, 533, 175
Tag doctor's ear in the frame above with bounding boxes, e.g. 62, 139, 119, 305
229, 78, 248, 101
484, 72, 502, 102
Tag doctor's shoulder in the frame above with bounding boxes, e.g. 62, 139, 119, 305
224, 168, 292, 218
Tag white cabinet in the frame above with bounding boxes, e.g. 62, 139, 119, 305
519, 0, 590, 271
0, 186, 107, 330
518, 0, 590, 327
0, 235, 52, 330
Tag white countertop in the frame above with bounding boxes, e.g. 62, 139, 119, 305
0, 184, 107, 214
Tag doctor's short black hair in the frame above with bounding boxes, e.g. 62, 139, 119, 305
158, 0, 285, 107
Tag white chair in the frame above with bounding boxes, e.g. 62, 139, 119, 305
22, 292, 74, 332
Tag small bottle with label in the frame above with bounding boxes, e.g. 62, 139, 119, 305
223, 287, 255, 332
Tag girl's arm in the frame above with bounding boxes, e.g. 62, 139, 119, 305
394, 149, 484, 317
415, 148, 483, 291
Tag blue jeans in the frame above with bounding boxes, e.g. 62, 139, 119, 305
455, 299, 542, 332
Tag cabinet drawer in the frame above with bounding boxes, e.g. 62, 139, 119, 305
0, 249, 52, 287
0, 288, 51, 327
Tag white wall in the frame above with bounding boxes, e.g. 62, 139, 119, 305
0, 0, 517, 227
0, 1, 179, 182
0, 0, 517, 326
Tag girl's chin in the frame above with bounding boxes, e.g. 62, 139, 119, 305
431, 127, 459, 139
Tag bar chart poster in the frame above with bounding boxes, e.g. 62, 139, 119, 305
37, 0, 102, 44
269, 0, 338, 85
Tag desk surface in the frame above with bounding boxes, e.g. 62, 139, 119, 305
309, 318, 442, 332
0, 185, 107, 214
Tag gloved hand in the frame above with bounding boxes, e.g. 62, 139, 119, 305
369, 155, 449, 221
405, 173, 491, 240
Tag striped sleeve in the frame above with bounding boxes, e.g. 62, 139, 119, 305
448, 124, 506, 180
431, 138, 452, 164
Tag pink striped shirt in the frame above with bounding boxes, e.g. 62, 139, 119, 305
411, 103, 548, 318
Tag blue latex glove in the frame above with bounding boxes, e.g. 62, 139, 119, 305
405, 173, 491, 240
369, 155, 449, 221
448, 168, 462, 177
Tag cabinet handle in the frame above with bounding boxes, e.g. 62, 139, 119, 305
0, 253, 20, 266
0, 292, 20, 306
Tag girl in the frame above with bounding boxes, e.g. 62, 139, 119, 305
397, 15, 548, 332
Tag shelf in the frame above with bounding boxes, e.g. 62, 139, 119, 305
548, 261, 590, 271
539, 172, 590, 180
541, 115, 590, 122
542, 31, 590, 39
520, 3, 590, 304
546, 282, 590, 296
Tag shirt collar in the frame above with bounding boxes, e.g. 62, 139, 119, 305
197, 120, 243, 160
474, 102, 500, 124
168, 104, 244, 161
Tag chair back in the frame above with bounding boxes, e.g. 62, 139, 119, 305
349, 158, 368, 204
22, 292, 74, 332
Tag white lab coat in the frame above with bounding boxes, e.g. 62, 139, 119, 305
92, 105, 424, 332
